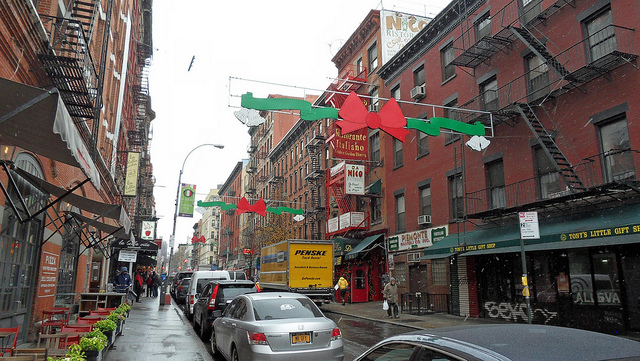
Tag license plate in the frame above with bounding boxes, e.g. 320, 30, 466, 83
291, 332, 310, 344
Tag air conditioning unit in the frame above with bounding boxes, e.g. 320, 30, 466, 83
410, 85, 426, 99
407, 252, 421, 262
418, 214, 432, 225
369, 103, 379, 112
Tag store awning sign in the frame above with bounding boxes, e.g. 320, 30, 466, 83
118, 250, 138, 263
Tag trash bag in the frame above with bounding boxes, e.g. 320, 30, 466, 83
383, 300, 389, 311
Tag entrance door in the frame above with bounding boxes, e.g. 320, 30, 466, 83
351, 265, 369, 303
409, 265, 429, 294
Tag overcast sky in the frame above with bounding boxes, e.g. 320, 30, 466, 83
149, 0, 449, 253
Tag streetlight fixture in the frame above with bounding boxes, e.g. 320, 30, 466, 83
168, 143, 224, 279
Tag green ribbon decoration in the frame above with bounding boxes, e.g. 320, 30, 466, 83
240, 92, 485, 137
197, 200, 304, 216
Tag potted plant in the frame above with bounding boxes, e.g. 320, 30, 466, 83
46, 344, 86, 361
107, 313, 124, 335
79, 331, 107, 361
117, 303, 130, 317
93, 319, 117, 346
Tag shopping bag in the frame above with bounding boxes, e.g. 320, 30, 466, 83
383, 300, 389, 311
334, 284, 339, 290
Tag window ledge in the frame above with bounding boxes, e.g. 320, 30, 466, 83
441, 73, 457, 86
393, 164, 404, 170
416, 152, 430, 160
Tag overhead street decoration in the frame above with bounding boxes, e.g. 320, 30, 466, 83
198, 196, 304, 216
240, 92, 486, 142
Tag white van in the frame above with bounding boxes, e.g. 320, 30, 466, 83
184, 270, 246, 319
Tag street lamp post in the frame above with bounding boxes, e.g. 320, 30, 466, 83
168, 144, 224, 281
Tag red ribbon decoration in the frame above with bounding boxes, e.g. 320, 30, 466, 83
236, 197, 267, 217
337, 92, 410, 142
191, 235, 206, 243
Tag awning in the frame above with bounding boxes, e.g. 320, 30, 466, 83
112, 237, 159, 252
0, 78, 100, 190
333, 237, 361, 257
424, 203, 640, 258
365, 179, 382, 195
12, 167, 130, 233
419, 252, 457, 260
344, 234, 384, 260
67, 211, 128, 239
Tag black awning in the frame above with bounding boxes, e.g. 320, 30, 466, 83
112, 237, 159, 253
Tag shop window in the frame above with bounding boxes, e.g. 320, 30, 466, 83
395, 262, 406, 284
448, 173, 464, 220
370, 132, 380, 162
431, 259, 447, 285
486, 159, 506, 209
480, 76, 499, 111
584, 7, 615, 62
368, 43, 378, 72
526, 53, 550, 102
569, 250, 621, 306
55, 218, 80, 306
441, 42, 456, 81
532, 255, 557, 303
598, 116, 634, 182
395, 194, 405, 232
394, 139, 403, 168
475, 12, 491, 41
534, 146, 562, 199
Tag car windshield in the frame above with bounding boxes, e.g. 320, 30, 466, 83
253, 297, 324, 320
219, 285, 256, 299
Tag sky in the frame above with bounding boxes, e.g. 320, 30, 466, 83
149, 0, 449, 252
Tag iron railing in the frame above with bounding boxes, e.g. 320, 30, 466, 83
401, 292, 451, 315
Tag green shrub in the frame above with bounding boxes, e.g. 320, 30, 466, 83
79, 333, 107, 351
93, 319, 117, 333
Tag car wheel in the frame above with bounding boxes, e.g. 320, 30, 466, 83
209, 328, 219, 356
231, 346, 239, 361
200, 319, 209, 341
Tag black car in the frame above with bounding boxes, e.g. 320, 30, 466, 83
192, 280, 257, 340
174, 278, 191, 305
171, 271, 193, 298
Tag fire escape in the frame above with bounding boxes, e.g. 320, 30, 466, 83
304, 132, 326, 239
450, 0, 638, 220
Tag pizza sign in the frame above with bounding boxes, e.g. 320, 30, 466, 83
141, 220, 155, 240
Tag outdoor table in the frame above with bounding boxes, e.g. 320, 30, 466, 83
0, 331, 17, 356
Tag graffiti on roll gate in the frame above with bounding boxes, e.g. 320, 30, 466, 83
484, 301, 558, 324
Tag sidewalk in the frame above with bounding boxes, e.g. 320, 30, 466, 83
322, 301, 501, 330
103, 295, 212, 361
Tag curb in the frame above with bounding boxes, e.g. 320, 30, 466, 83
323, 309, 427, 331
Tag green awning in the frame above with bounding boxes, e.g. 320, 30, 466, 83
419, 252, 457, 260
423, 203, 640, 258
365, 179, 382, 195
344, 234, 384, 260
333, 237, 361, 257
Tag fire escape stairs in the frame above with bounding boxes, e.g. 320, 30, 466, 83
72, 0, 98, 40
515, 103, 586, 192
510, 26, 583, 89
331, 184, 352, 214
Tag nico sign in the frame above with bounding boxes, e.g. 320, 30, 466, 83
345, 164, 365, 195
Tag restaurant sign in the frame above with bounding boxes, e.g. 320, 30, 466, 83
388, 226, 448, 252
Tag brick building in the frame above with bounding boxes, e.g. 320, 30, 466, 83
218, 160, 246, 270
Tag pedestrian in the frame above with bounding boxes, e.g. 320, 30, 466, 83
383, 277, 400, 318
337, 276, 349, 306
146, 272, 153, 297
134, 270, 143, 303
151, 271, 159, 297
116, 266, 131, 293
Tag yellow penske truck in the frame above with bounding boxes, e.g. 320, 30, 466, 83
260, 239, 334, 304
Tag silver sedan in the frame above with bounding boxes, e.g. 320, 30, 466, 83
211, 292, 344, 361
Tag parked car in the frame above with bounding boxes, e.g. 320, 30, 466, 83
354, 324, 640, 361
174, 278, 191, 305
193, 280, 258, 340
185, 270, 247, 320
211, 292, 343, 361
171, 271, 193, 298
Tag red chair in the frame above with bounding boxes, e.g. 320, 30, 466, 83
40, 309, 68, 335
61, 325, 92, 333
58, 334, 81, 349
89, 310, 110, 316
0, 326, 19, 356
76, 318, 101, 325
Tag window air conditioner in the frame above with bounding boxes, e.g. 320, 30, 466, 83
418, 214, 432, 225
407, 252, 421, 262
411, 85, 426, 99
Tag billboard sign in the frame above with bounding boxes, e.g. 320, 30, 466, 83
333, 127, 368, 161
124, 152, 140, 196
178, 183, 196, 217
380, 10, 432, 65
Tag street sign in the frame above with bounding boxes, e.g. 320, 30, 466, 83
519, 211, 540, 239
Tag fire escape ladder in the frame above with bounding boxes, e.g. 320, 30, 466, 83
510, 26, 581, 87
331, 183, 352, 214
516, 103, 586, 192
71, 0, 99, 41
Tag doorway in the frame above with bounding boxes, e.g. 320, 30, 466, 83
351, 265, 369, 303
409, 265, 429, 294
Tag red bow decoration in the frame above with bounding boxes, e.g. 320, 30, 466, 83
236, 197, 267, 217
337, 92, 410, 141
191, 235, 206, 243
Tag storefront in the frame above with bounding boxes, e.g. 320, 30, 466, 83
424, 204, 640, 334
333, 235, 386, 303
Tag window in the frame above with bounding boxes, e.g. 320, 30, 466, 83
486, 159, 506, 209
480, 76, 498, 111
441, 42, 456, 81
419, 185, 431, 217
585, 7, 615, 62
448, 173, 464, 219
526, 54, 550, 101
395, 262, 406, 284
369, 87, 379, 112
356, 58, 363, 74
569, 250, 621, 306
394, 139, 403, 168
368, 43, 378, 71
417, 130, 429, 157
391, 85, 401, 100
444, 98, 460, 143
370, 132, 380, 162
395, 194, 405, 232
293, 171, 297, 190
371, 197, 382, 223
475, 12, 491, 40
413, 65, 425, 87
431, 259, 447, 285
598, 116, 634, 182
534, 146, 562, 199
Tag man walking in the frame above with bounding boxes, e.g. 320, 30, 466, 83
383, 277, 399, 318
337, 276, 349, 306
